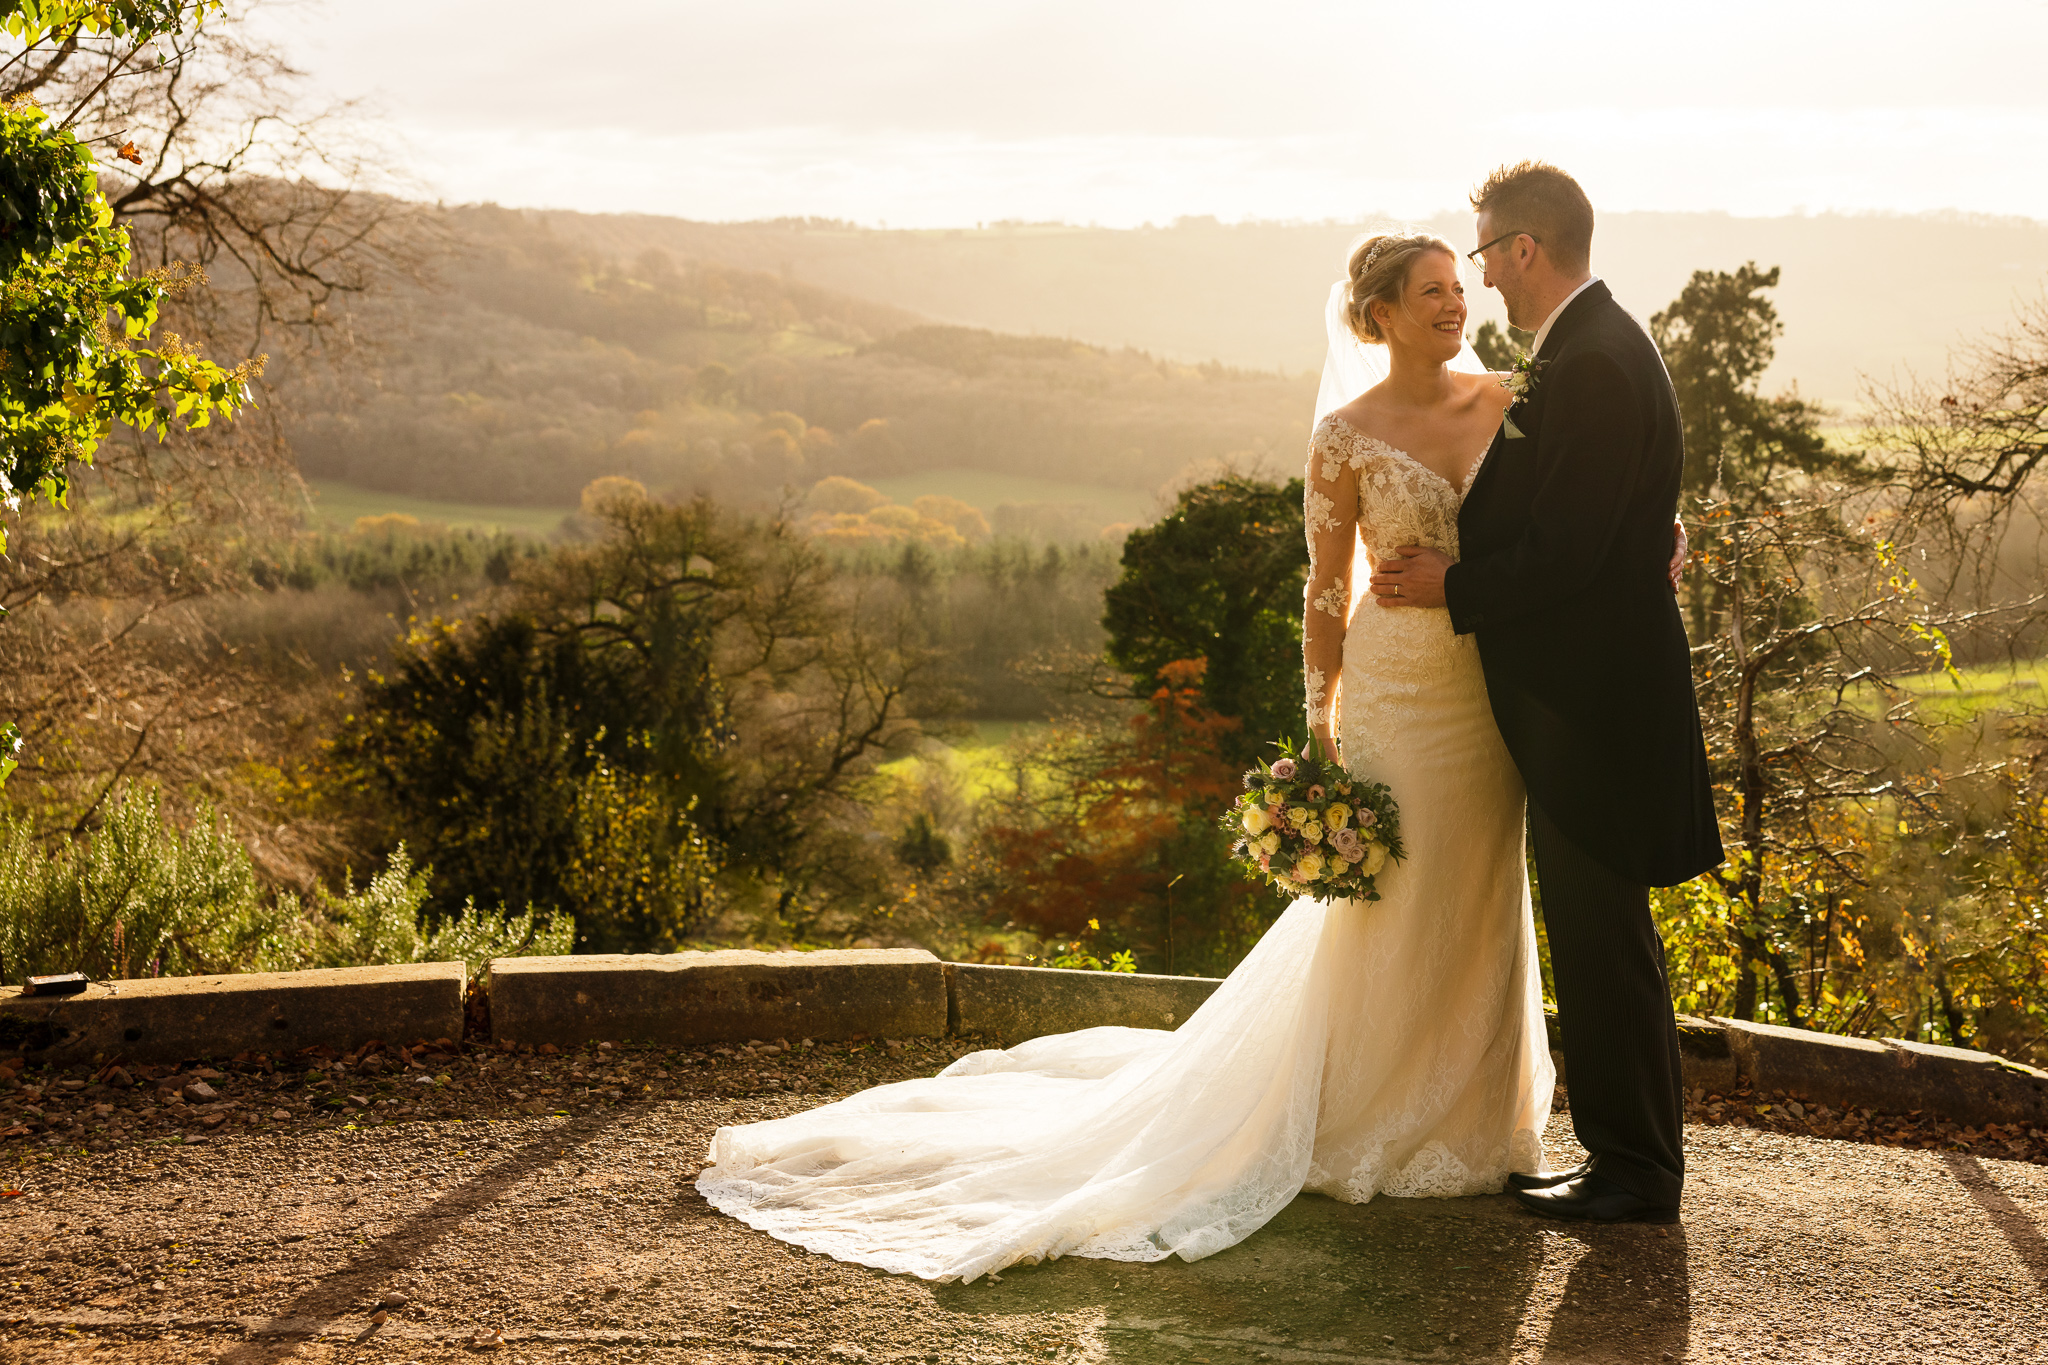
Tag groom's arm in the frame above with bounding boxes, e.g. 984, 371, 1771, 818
1443, 350, 1647, 635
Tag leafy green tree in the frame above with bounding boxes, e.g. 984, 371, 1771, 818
1650, 263, 1848, 499
1101, 474, 1308, 764
0, 1, 261, 787
0, 1, 258, 534
329, 603, 722, 933
1649, 263, 1980, 1026
331, 497, 941, 947
1651, 263, 1860, 646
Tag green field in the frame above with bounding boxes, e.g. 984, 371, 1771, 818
877, 721, 1052, 801
861, 469, 1158, 526
1893, 654, 2048, 723
305, 481, 574, 536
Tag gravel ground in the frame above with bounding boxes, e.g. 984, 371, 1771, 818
2, 1034, 2046, 1363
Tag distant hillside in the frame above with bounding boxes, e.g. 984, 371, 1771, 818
532, 209, 2048, 408
284, 203, 2035, 520
283, 206, 1312, 522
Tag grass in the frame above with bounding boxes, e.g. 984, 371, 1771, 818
861, 469, 1158, 526
1891, 655, 2048, 724
878, 721, 1052, 802
1831, 653, 2048, 727
303, 481, 574, 536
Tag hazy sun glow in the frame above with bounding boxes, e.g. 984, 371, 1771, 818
256, 0, 2048, 226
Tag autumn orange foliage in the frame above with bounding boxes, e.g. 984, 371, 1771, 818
985, 659, 1280, 974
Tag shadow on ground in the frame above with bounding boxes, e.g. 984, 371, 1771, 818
931, 1190, 1691, 1363
213, 1108, 639, 1364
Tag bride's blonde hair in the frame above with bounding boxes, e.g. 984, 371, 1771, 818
1343, 232, 1456, 344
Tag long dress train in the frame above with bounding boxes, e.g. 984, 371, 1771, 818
695, 413, 1553, 1283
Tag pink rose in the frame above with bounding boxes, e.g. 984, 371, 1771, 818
1358, 808, 1378, 827
1270, 758, 1297, 780
1329, 827, 1364, 861
1306, 785, 1325, 801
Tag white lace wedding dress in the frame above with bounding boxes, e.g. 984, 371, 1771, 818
695, 412, 1554, 1284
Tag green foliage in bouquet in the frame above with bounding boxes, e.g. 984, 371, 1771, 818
1222, 736, 1404, 901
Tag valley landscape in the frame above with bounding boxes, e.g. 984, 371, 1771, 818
291, 203, 2048, 534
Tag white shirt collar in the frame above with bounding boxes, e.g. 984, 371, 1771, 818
1532, 275, 1601, 355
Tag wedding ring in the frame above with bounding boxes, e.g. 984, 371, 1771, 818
1393, 584, 1402, 597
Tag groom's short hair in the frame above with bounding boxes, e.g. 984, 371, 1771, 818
1470, 162, 1593, 273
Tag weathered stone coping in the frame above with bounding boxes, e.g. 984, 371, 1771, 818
0, 963, 466, 1065
945, 961, 1220, 1041
1715, 1015, 2048, 1129
5, 952, 2044, 1130
486, 949, 948, 1048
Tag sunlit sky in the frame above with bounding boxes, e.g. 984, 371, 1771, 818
255, 0, 2048, 227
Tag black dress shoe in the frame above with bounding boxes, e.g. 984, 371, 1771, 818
1511, 1171, 1680, 1224
1505, 1159, 1593, 1192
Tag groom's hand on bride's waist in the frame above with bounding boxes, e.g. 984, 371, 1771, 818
1369, 546, 1452, 610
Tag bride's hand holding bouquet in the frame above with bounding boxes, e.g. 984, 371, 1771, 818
1223, 736, 1404, 901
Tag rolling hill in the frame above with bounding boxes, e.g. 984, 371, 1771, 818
281, 206, 1312, 531
281, 202, 2048, 533
528, 208, 2048, 409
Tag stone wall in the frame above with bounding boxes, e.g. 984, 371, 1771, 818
5, 950, 2043, 1129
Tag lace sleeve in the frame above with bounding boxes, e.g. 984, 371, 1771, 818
1303, 425, 1359, 746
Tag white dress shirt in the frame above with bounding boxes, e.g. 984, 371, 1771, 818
1531, 275, 1602, 355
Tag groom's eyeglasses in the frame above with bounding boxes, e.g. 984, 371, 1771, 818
1467, 231, 1539, 265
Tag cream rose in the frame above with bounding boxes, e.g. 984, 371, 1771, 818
1361, 841, 1389, 876
1295, 851, 1326, 880
1242, 805, 1272, 836
1258, 831, 1282, 855
1324, 803, 1351, 830
1301, 821, 1324, 844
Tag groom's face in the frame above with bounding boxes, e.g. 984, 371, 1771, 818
1473, 210, 1535, 329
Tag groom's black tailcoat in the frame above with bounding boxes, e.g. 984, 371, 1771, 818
1445, 280, 1722, 1208
1446, 281, 1722, 888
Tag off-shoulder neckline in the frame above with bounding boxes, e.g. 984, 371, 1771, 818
1320, 412, 1490, 497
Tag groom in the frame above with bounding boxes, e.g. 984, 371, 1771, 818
1368, 161, 1723, 1223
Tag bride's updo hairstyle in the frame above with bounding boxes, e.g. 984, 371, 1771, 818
1343, 232, 1456, 344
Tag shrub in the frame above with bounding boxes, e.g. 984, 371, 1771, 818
291, 846, 572, 976
0, 788, 291, 982
0, 788, 570, 984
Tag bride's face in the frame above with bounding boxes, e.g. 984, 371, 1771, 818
1376, 250, 1467, 364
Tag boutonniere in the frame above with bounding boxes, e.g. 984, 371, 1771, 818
1498, 353, 1546, 439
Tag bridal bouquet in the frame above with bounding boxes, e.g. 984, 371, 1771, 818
1222, 737, 1404, 901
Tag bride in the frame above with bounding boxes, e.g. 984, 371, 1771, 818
695, 232, 1556, 1284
